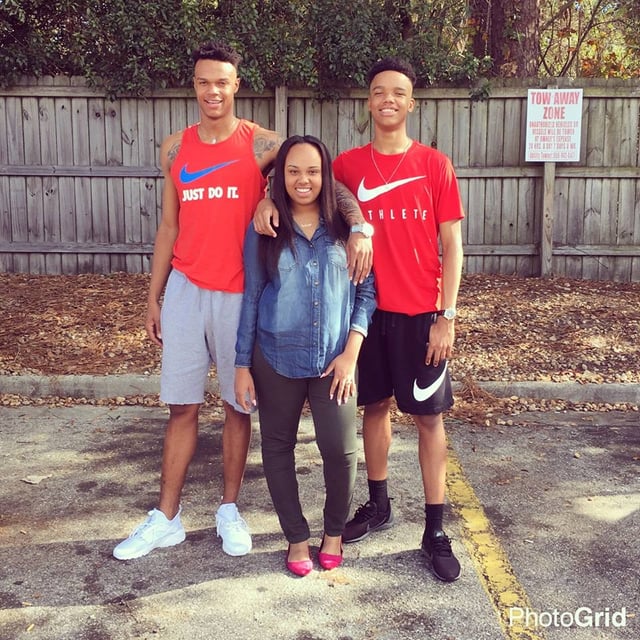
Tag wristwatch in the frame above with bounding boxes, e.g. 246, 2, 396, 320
438, 307, 457, 320
350, 222, 375, 238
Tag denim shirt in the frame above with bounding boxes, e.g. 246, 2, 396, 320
235, 221, 376, 378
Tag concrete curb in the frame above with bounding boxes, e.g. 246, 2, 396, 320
1, 374, 638, 404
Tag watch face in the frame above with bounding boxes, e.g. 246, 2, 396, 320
443, 308, 456, 320
353, 223, 373, 237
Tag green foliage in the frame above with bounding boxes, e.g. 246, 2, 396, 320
4, 0, 637, 95
539, 0, 640, 78
0, 0, 489, 94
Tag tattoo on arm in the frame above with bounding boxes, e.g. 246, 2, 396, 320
336, 182, 364, 225
254, 135, 280, 159
254, 133, 284, 176
167, 142, 181, 166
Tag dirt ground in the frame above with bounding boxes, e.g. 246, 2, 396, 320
1, 271, 639, 421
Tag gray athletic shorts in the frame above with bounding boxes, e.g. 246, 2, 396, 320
159, 269, 245, 412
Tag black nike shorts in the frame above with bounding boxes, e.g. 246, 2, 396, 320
357, 309, 454, 416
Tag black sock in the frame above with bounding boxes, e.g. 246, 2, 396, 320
368, 479, 388, 510
425, 503, 444, 536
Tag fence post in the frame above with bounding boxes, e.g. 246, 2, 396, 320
540, 160, 556, 277
275, 86, 288, 137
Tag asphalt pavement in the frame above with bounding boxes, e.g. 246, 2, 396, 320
0, 378, 638, 640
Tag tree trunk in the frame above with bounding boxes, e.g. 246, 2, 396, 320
470, 0, 540, 77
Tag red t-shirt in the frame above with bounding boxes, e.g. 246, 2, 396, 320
170, 120, 267, 292
333, 141, 465, 315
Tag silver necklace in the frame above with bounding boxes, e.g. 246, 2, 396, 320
370, 140, 412, 184
201, 118, 239, 144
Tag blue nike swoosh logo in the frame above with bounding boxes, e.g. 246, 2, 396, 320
357, 176, 425, 202
179, 161, 238, 184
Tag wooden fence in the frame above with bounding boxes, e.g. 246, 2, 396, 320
1, 77, 639, 281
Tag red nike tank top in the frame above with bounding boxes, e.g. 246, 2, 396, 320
170, 120, 267, 292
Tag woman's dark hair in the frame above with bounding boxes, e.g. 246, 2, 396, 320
260, 135, 349, 276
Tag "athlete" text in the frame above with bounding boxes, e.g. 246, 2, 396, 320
365, 208, 428, 221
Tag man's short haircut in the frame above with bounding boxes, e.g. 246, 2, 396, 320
191, 42, 242, 69
367, 57, 417, 87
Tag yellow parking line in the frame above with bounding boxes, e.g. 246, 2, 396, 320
447, 449, 545, 640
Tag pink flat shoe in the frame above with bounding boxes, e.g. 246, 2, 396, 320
318, 537, 343, 570
286, 546, 313, 577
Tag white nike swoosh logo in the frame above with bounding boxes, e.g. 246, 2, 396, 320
357, 176, 425, 202
413, 362, 448, 402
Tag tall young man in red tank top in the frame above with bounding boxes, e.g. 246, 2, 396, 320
113, 42, 371, 561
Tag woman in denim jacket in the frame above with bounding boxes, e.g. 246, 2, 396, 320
235, 135, 376, 576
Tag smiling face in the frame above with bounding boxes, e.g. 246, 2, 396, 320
284, 143, 323, 212
368, 69, 415, 131
193, 59, 240, 121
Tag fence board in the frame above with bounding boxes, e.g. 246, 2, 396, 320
453, 101, 470, 167
0, 98, 8, 165
59, 176, 78, 274
0, 176, 12, 270
305, 99, 322, 144
516, 178, 537, 275
435, 99, 454, 158
503, 99, 522, 166
501, 178, 518, 274
7, 98, 24, 164
354, 99, 371, 148
321, 101, 339, 158
26, 176, 45, 273
469, 100, 488, 166
288, 97, 305, 136
10, 177, 28, 271
419, 99, 437, 150
633, 179, 640, 280
583, 178, 604, 279
88, 98, 107, 166
407, 97, 420, 142
120, 99, 138, 166
43, 175, 62, 274
75, 177, 93, 273
39, 98, 57, 164
105, 99, 123, 167
56, 98, 74, 164
585, 98, 605, 166
91, 177, 109, 273
486, 100, 505, 166
23, 97, 41, 165
563, 178, 585, 279
138, 101, 156, 167
553, 177, 570, 276
483, 178, 502, 273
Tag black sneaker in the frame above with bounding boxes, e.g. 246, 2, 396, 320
343, 500, 394, 543
421, 529, 461, 582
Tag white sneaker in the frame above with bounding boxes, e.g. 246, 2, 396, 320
113, 508, 186, 560
215, 503, 252, 556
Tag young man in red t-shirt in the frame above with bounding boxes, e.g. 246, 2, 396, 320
332, 57, 465, 582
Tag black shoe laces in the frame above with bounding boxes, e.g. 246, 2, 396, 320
428, 533, 453, 557
352, 501, 377, 523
